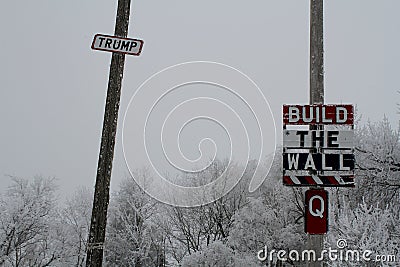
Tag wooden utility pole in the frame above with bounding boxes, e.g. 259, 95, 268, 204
310, 0, 324, 104
308, 0, 324, 267
86, 0, 131, 266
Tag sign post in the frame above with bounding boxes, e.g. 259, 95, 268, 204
308, 1, 325, 264
85, 0, 143, 266
282, 1, 355, 266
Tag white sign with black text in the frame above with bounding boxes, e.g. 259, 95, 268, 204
91, 34, 144, 56
283, 130, 353, 149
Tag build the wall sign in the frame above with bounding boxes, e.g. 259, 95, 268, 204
282, 104, 355, 187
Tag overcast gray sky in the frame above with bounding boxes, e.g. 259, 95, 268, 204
0, 1, 398, 199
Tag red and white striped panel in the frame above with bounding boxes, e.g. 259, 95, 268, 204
283, 174, 354, 187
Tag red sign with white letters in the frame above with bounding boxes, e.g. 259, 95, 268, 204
283, 104, 353, 125
305, 189, 328, 234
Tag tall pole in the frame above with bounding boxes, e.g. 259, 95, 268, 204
86, 0, 131, 266
308, 0, 324, 267
310, 0, 324, 104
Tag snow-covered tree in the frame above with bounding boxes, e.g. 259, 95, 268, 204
327, 200, 399, 267
355, 117, 400, 206
0, 176, 62, 266
104, 171, 165, 267
327, 116, 400, 266
57, 187, 92, 266
162, 160, 252, 265
180, 240, 259, 267
227, 190, 305, 266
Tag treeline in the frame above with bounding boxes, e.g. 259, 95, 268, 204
0, 117, 399, 266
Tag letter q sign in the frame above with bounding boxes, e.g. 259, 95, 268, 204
305, 189, 328, 234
